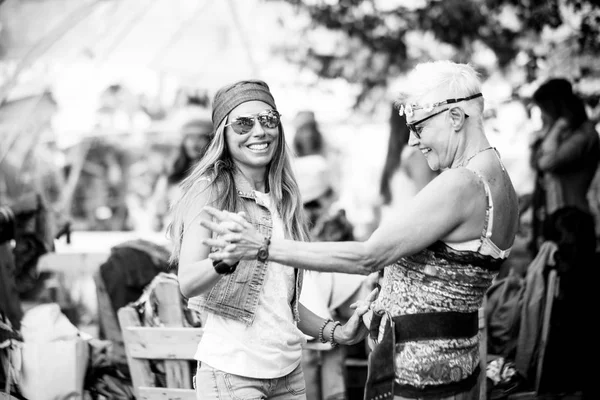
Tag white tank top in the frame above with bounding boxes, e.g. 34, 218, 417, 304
195, 190, 306, 378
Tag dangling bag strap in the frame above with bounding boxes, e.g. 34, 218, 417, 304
364, 313, 395, 400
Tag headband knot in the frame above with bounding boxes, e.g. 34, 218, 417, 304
212, 79, 277, 131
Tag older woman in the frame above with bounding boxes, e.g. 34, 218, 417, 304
167, 79, 374, 400
202, 61, 520, 400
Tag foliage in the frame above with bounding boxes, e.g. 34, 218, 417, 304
272, 0, 600, 105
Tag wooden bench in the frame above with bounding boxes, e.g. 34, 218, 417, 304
118, 277, 202, 400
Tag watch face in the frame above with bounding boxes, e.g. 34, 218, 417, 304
257, 248, 268, 261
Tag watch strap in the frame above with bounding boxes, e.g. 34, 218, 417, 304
212, 260, 238, 275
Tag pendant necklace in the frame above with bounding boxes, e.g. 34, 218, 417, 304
457, 146, 497, 168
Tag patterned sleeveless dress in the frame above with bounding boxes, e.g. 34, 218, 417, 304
371, 168, 512, 398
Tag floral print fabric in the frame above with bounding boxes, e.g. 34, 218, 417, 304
372, 241, 503, 389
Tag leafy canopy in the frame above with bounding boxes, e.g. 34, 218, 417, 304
272, 0, 600, 104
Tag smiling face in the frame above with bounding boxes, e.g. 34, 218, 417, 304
225, 100, 280, 174
406, 95, 456, 171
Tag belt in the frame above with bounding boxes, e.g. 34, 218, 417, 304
364, 311, 479, 400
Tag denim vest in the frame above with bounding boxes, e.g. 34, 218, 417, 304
187, 172, 303, 326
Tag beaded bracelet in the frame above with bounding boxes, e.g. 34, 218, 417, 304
318, 319, 332, 344
329, 321, 342, 347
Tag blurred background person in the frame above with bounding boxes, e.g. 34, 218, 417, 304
292, 110, 345, 200
293, 110, 325, 158
166, 117, 214, 186
379, 103, 440, 222
294, 154, 371, 400
533, 206, 597, 398
150, 116, 213, 232
528, 78, 600, 254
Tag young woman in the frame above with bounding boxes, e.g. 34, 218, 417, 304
167, 79, 375, 400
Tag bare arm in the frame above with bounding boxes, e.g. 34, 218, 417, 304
537, 118, 590, 171
177, 180, 227, 298
202, 169, 481, 274
538, 127, 593, 172
297, 288, 378, 346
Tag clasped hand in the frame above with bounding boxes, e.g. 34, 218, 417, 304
201, 206, 262, 265
201, 206, 380, 344
335, 287, 379, 345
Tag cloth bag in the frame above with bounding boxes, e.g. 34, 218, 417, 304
18, 303, 90, 400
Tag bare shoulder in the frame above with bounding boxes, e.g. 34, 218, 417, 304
420, 168, 482, 202
371, 167, 484, 257
409, 167, 486, 230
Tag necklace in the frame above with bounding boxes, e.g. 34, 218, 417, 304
457, 146, 496, 168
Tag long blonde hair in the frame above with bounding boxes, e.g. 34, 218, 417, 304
167, 117, 310, 264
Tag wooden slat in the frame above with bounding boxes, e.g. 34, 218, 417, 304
535, 269, 557, 393
37, 252, 109, 275
156, 280, 193, 389
117, 306, 155, 399
138, 386, 196, 400
121, 326, 203, 359
345, 358, 368, 367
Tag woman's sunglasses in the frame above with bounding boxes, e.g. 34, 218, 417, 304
224, 109, 281, 135
400, 92, 482, 139
406, 108, 471, 139
406, 108, 449, 139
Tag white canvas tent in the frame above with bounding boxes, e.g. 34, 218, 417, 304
0, 0, 360, 142
0, 0, 381, 239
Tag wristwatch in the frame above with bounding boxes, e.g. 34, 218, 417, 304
212, 260, 238, 275
257, 236, 271, 263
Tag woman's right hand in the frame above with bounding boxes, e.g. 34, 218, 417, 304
201, 206, 264, 263
336, 287, 379, 345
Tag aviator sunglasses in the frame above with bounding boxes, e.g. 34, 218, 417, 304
224, 109, 282, 135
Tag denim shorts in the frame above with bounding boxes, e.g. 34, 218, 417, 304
193, 361, 307, 400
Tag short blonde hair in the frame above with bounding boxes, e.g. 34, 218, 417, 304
396, 60, 484, 116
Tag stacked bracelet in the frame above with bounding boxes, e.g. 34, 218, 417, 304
318, 319, 332, 344
329, 321, 342, 347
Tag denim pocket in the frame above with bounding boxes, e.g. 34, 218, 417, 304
223, 373, 265, 400
284, 366, 307, 396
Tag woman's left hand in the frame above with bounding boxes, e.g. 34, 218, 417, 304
336, 287, 379, 346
